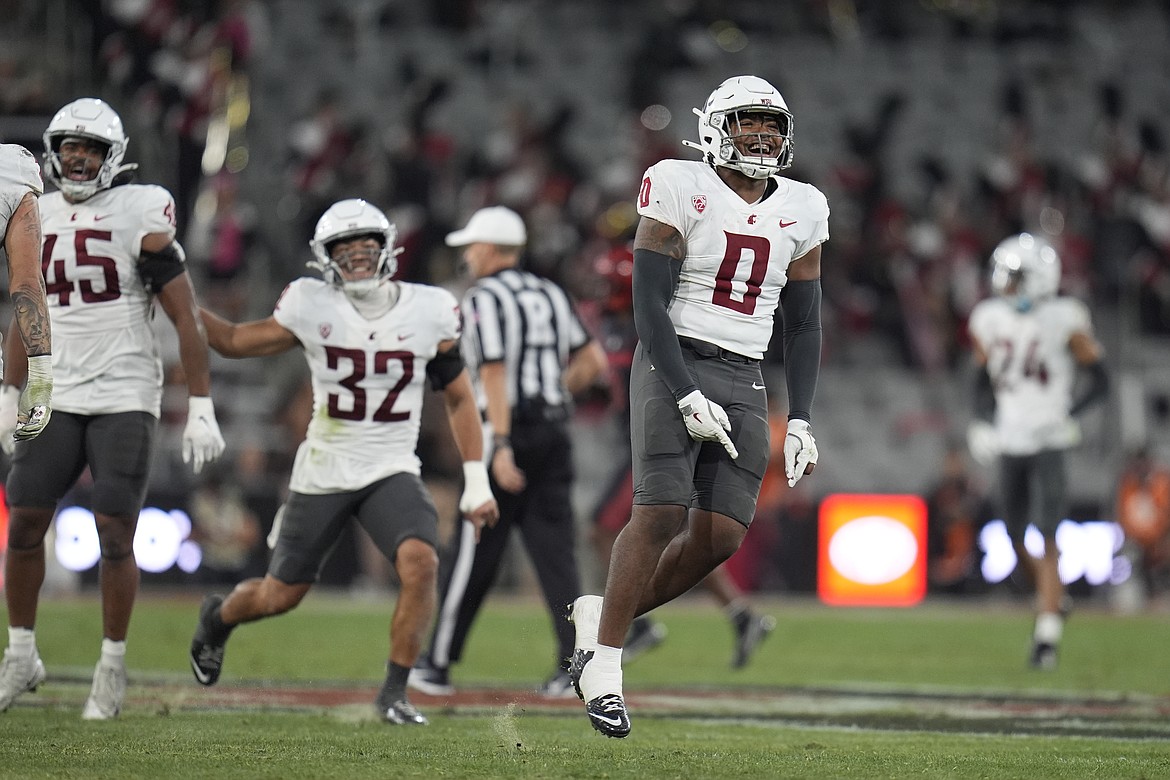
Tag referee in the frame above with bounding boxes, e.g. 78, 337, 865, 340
410, 206, 607, 698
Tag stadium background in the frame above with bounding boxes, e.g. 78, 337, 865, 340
1, 0, 1169, 605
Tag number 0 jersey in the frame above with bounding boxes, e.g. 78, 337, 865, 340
968, 296, 1092, 455
637, 159, 830, 359
0, 144, 43, 246
274, 278, 462, 493
39, 183, 178, 416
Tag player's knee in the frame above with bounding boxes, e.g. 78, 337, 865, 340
6, 508, 54, 549
395, 538, 438, 587
261, 579, 307, 616
95, 515, 138, 560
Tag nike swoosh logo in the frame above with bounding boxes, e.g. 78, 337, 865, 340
751, 383, 765, 390
778, 220, 797, 228
397, 334, 413, 341
93, 214, 113, 221
190, 658, 214, 685
589, 712, 624, 727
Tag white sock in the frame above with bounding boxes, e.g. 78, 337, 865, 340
100, 638, 127, 666
1034, 612, 1063, 644
8, 627, 35, 657
581, 643, 624, 701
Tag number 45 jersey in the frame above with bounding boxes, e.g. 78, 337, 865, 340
39, 183, 178, 417
273, 278, 462, 493
637, 159, 830, 360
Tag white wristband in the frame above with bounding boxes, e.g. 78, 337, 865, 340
463, 460, 490, 497
189, 395, 216, 417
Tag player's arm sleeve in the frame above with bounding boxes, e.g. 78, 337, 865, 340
631, 247, 694, 400
780, 279, 822, 423
1070, 360, 1109, 416
138, 239, 188, 293
973, 368, 996, 421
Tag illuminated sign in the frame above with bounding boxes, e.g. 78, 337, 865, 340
818, 494, 927, 606
978, 519, 1127, 586
52, 506, 202, 574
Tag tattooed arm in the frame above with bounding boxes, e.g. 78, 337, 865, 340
6, 191, 51, 358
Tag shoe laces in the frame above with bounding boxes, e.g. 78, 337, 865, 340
0, 651, 35, 684
595, 693, 626, 714
196, 644, 224, 667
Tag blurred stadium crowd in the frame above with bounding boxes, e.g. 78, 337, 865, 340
3, 0, 1170, 598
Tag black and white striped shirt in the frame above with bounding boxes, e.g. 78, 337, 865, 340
461, 268, 589, 417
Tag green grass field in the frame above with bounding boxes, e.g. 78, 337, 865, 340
3, 590, 1170, 779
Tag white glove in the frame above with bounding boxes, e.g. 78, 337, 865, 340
0, 385, 20, 457
678, 389, 738, 459
784, 419, 818, 487
966, 421, 999, 466
459, 460, 495, 515
14, 354, 52, 444
1038, 418, 1082, 449
183, 396, 226, 474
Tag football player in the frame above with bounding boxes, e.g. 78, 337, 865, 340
0, 143, 53, 446
188, 199, 498, 726
0, 98, 225, 720
570, 75, 830, 738
967, 233, 1109, 670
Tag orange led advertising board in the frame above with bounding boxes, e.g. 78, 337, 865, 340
818, 493, 927, 606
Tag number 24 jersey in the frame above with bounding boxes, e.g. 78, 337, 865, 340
637, 159, 830, 360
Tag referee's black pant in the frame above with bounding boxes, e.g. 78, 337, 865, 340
424, 418, 581, 674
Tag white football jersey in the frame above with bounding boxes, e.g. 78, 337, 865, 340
39, 183, 178, 416
0, 144, 43, 248
968, 296, 1093, 455
274, 279, 462, 493
637, 159, 830, 359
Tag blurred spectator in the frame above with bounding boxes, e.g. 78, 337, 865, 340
1115, 446, 1170, 597
189, 465, 262, 585
926, 444, 992, 594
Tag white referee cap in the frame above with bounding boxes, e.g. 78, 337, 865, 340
445, 206, 527, 247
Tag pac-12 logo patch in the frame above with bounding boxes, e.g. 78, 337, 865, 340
318, 323, 332, 339
691, 195, 707, 214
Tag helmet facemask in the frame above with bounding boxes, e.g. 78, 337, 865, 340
308, 199, 402, 299
43, 98, 131, 202
683, 76, 795, 180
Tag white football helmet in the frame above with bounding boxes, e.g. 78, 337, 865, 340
681, 75, 794, 179
308, 199, 402, 296
42, 98, 131, 201
990, 232, 1061, 311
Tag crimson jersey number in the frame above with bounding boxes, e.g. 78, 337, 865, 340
41, 230, 121, 305
326, 347, 413, 422
713, 231, 770, 314
988, 337, 1049, 389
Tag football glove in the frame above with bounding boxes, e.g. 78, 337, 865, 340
1037, 418, 1082, 449
0, 385, 20, 457
784, 419, 818, 487
966, 421, 999, 466
459, 460, 495, 515
678, 389, 738, 459
182, 396, 226, 474
14, 354, 52, 444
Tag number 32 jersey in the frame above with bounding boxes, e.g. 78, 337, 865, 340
274, 278, 461, 493
637, 159, 830, 359
968, 296, 1092, 455
39, 184, 178, 416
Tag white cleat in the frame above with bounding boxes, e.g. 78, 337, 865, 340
82, 660, 127, 720
0, 649, 47, 711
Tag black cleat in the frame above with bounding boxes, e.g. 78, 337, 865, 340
568, 648, 591, 702
623, 617, 667, 663
189, 594, 227, 686
586, 692, 631, 738
1030, 641, 1057, 670
731, 612, 776, 669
